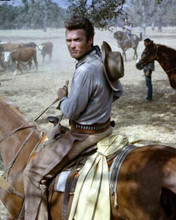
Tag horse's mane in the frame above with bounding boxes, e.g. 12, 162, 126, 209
158, 44, 176, 56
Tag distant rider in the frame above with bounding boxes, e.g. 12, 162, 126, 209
123, 19, 135, 48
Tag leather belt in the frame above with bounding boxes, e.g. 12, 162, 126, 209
70, 119, 110, 134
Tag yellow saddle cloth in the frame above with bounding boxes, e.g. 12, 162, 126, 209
68, 134, 129, 220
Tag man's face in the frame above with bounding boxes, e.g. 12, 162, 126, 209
66, 29, 93, 60
144, 41, 150, 47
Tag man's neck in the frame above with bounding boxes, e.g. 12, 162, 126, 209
77, 47, 93, 61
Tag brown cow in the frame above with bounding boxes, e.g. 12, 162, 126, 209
20, 42, 37, 49
0, 43, 23, 52
9, 47, 38, 75
39, 42, 53, 62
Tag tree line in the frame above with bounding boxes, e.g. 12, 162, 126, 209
0, 0, 66, 29
0, 0, 175, 30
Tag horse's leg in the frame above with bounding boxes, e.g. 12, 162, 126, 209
123, 50, 127, 62
133, 48, 138, 60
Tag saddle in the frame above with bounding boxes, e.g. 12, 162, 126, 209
46, 117, 136, 220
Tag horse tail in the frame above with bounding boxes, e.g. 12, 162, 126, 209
160, 187, 176, 219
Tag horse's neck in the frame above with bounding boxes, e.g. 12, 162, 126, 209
157, 45, 176, 73
0, 99, 40, 169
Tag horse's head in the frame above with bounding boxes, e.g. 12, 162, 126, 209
136, 41, 157, 70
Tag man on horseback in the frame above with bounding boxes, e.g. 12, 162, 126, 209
23, 16, 124, 220
123, 18, 135, 48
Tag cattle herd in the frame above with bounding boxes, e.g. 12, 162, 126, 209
0, 41, 53, 75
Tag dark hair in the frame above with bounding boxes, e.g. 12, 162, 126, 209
144, 38, 151, 43
65, 16, 95, 41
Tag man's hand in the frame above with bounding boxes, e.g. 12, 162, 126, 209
57, 80, 69, 99
146, 69, 150, 77
57, 88, 67, 99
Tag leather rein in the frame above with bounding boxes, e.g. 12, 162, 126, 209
0, 97, 59, 144
0, 98, 60, 199
0, 98, 59, 188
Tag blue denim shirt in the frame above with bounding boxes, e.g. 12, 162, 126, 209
60, 49, 123, 125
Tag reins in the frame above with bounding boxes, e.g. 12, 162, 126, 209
0, 82, 68, 198
0, 98, 59, 198
0, 97, 59, 144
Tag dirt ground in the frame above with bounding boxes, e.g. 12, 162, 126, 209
0, 26, 176, 219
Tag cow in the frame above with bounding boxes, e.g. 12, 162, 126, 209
0, 43, 23, 52
3, 47, 38, 75
20, 42, 38, 49
38, 42, 53, 62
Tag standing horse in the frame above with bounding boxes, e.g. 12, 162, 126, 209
136, 41, 176, 90
114, 31, 142, 61
0, 96, 176, 219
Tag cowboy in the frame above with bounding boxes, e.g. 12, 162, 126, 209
23, 16, 124, 220
123, 19, 135, 48
143, 38, 155, 101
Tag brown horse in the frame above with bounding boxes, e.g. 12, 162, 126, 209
0, 96, 176, 220
136, 41, 176, 90
114, 31, 142, 61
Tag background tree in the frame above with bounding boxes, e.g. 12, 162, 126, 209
0, 0, 66, 29
65, 0, 126, 28
0, 0, 175, 30
125, 0, 176, 36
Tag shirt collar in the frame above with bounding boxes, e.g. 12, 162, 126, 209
76, 47, 102, 69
